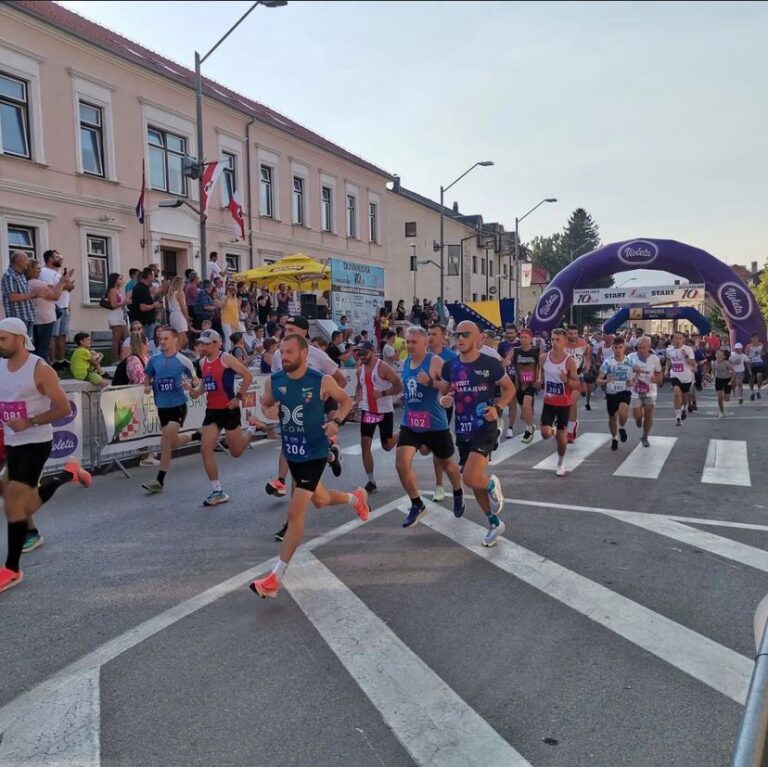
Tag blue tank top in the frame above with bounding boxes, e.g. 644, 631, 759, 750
271, 367, 328, 461
401, 353, 448, 432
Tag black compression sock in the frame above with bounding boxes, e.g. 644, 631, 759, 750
38, 471, 74, 504
6, 521, 27, 572
190, 430, 202, 442
453, 488, 463, 498
410, 495, 423, 508
157, 470, 166, 485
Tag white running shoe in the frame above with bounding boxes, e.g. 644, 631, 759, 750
432, 485, 445, 502
487, 474, 504, 516
483, 520, 506, 547
505, 428, 515, 440
556, 464, 567, 477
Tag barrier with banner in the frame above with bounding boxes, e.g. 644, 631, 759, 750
49, 390, 84, 468
572, 283, 705, 306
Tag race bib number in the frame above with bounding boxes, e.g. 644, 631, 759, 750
456, 418, 474, 435
671, 361, 684, 374
0, 401, 27, 422
635, 380, 650, 394
406, 410, 431, 430
203, 376, 217, 392
283, 435, 308, 458
156, 377, 176, 393
545, 380, 564, 396
519, 370, 535, 385
362, 411, 384, 425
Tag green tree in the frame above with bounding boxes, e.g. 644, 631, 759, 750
751, 268, 768, 323
707, 302, 728, 334
529, 233, 567, 279
561, 207, 601, 262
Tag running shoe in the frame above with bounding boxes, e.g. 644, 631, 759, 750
402, 503, 426, 528
618, 427, 627, 443
203, 490, 229, 506
328, 444, 342, 477
139, 455, 161, 467
521, 430, 533, 444
249, 572, 280, 599
610, 439, 618, 451
432, 485, 445, 502
365, 480, 378, 494
675, 417, 682, 427
453, 494, 466, 518
0, 567, 22, 593
142, 479, 164, 494
22, 533, 44, 553
718, 412, 724, 418
487, 474, 504, 516
739, 398, 744, 405
585, 401, 591, 411
64, 461, 92, 488
751, 393, 756, 401
483, 520, 506, 547
641, 437, 651, 447
505, 428, 515, 440
274, 521, 288, 542
265, 478, 286, 497
567, 432, 575, 445
555, 464, 567, 477
351, 487, 371, 522
681, 409, 687, 421
572, 420, 579, 440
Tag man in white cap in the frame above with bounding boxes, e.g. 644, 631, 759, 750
0, 318, 91, 593
730, 342, 748, 404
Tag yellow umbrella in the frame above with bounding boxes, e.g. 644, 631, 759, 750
235, 253, 331, 291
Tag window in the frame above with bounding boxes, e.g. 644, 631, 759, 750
405, 221, 417, 238
0, 72, 30, 158
260, 164, 273, 217
489, 261, 494, 277
292, 176, 305, 225
503, 263, 507, 276
472, 256, 477, 274
86, 235, 109, 304
222, 151, 237, 201
368, 202, 378, 243
321, 186, 333, 232
472, 293, 478, 302
7, 225, 36, 262
148, 127, 187, 195
79, 101, 104, 177
446, 245, 460, 276
346, 194, 357, 238
481, 259, 486, 276
225, 253, 240, 273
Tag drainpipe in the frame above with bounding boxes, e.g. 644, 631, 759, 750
246, 116, 255, 269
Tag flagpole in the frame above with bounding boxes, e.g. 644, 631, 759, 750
142, 159, 150, 261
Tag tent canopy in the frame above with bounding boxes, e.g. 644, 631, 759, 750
234, 252, 331, 291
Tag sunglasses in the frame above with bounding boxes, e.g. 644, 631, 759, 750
453, 331, 473, 339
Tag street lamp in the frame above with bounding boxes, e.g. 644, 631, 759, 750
194, 1, 287, 264
513, 197, 557, 323
439, 161, 494, 302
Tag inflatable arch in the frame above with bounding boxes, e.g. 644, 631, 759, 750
528, 238, 767, 345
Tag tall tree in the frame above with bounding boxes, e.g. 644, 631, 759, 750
529, 233, 567, 279
751, 268, 768, 324
561, 208, 601, 260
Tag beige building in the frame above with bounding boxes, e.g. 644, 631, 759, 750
0, 1, 392, 333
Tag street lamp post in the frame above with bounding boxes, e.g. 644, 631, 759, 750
439, 161, 494, 303
513, 197, 557, 324
194, 1, 286, 265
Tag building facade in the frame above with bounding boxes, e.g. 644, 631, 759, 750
0, 1, 392, 333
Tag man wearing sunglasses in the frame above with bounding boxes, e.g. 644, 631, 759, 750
439, 322, 514, 547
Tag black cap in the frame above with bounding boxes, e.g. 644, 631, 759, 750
356, 341, 375, 354
285, 315, 310, 332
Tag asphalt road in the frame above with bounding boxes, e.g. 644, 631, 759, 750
1, 383, 767, 766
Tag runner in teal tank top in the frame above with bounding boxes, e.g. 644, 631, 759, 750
249, 333, 371, 601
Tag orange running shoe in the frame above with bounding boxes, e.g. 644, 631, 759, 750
249, 572, 280, 599
351, 487, 371, 522
64, 461, 92, 488
0, 567, 23, 593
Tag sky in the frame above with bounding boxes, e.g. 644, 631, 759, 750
60, 0, 768, 280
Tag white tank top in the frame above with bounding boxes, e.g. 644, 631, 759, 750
543, 352, 572, 406
0, 355, 54, 446
358, 360, 393, 413
168, 294, 182, 314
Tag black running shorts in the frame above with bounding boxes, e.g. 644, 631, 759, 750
6, 441, 52, 488
203, 407, 241, 431
541, 404, 570, 431
287, 457, 327, 493
670, 378, 692, 394
158, 405, 188, 428
606, 391, 632, 416
457, 426, 499, 467
516, 386, 537, 406
360, 410, 394, 443
715, 378, 732, 393
397, 426, 455, 460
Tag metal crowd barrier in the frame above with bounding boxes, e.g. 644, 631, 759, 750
731, 595, 768, 766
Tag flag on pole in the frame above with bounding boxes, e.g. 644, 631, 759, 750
135, 160, 145, 224
201, 159, 225, 217
227, 189, 245, 239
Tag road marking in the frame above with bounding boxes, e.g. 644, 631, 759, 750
490, 431, 543, 465
285, 553, 531, 767
665, 516, 768, 531
533, 432, 611, 473
613, 436, 677, 479
0, 496, 411, 767
702, 439, 751, 486
416, 500, 751, 704
506, 498, 768, 574
341, 443, 381, 456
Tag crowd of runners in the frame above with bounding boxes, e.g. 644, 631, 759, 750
1, 313, 765, 599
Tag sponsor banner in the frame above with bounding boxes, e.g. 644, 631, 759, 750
49, 391, 84, 468
572, 283, 705, 306
99, 373, 274, 458
330, 258, 385, 293
331, 290, 384, 339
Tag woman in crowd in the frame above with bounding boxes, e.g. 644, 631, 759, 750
220, 281, 240, 351
26, 258, 64, 362
275, 283, 292, 316
374, 307, 390, 352
395, 299, 407, 321
261, 337, 277, 374
229, 331, 253, 366
167, 275, 190, 350
103, 272, 128, 363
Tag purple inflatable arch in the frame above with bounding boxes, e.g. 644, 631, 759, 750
528, 238, 767, 345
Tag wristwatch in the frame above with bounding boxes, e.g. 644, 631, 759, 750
236, 392, 244, 400
30, 415, 40, 427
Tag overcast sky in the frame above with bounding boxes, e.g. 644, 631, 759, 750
61, 0, 767, 275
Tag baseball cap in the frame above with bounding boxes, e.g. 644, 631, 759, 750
356, 341, 375, 354
0, 317, 34, 350
286, 315, 310, 332
734, 342, 744, 349
198, 329, 221, 344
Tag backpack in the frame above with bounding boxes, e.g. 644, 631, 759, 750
111, 357, 131, 386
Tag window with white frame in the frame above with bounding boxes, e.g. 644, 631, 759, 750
260, 164, 274, 217
222, 151, 237, 201
346, 193, 357, 238
7, 224, 36, 262
489, 260, 494, 277
79, 101, 104, 177
321, 186, 333, 232
225, 253, 240, 273
472, 256, 477, 274
86, 234, 110, 304
481, 258, 486, 276
368, 201, 378, 243
292, 176, 305, 225
503, 262, 507, 276
148, 127, 187, 195
0, 72, 30, 158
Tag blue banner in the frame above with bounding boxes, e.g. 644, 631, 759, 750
330, 258, 385, 294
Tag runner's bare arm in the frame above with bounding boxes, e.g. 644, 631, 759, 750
321, 375, 353, 423
379, 362, 403, 397
9, 363, 73, 431
494, 373, 515, 410
566, 357, 581, 390
222, 352, 253, 404
332, 368, 347, 387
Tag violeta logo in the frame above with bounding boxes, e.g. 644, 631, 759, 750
717, 281, 752, 321
51, 430, 78, 460
617, 240, 659, 266
535, 287, 564, 323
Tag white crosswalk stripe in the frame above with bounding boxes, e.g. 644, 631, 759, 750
614, 436, 677, 479
490, 430, 543, 465
533, 432, 611, 473
701, 439, 751, 486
